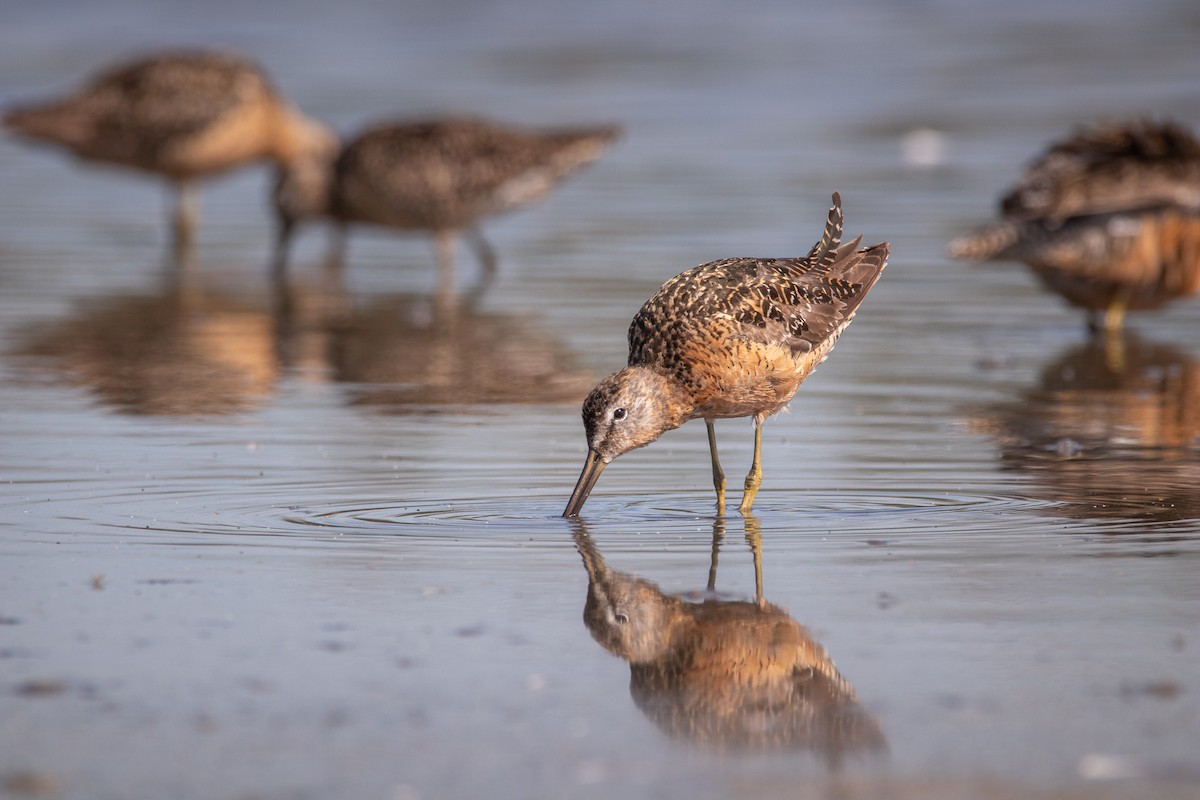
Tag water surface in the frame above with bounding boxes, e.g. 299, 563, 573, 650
2, 1, 1199, 798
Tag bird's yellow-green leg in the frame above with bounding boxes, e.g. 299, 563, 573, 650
1088, 292, 1129, 338
1103, 292, 1129, 337
739, 420, 764, 514
706, 420, 726, 516
1099, 292, 1131, 373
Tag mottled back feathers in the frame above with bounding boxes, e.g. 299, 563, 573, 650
4, 50, 332, 180
1001, 119, 1200, 221
629, 194, 889, 368
331, 117, 621, 230
7, 52, 268, 168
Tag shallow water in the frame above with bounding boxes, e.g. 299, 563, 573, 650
2, 1, 1199, 798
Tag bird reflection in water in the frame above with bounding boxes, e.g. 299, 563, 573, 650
12, 272, 591, 416
315, 284, 593, 410
969, 333, 1200, 523
12, 272, 281, 416
570, 517, 886, 764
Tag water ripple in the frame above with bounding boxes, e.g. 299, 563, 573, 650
11, 473, 1194, 551
276, 487, 1065, 541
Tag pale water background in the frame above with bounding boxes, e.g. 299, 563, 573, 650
1, 0, 1199, 798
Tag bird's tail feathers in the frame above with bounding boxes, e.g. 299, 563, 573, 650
947, 220, 1023, 261
807, 191, 845, 269
841, 240, 890, 299
3, 100, 89, 148
547, 124, 622, 174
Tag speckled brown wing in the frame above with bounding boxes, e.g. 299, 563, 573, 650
624, 198, 887, 419
332, 118, 618, 230
333, 122, 467, 229
11, 52, 271, 165
628, 198, 888, 365
1000, 119, 1200, 222
733, 245, 890, 355
634, 250, 883, 359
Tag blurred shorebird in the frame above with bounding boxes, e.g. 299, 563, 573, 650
3, 50, 336, 255
948, 119, 1200, 334
563, 192, 889, 517
271, 116, 620, 287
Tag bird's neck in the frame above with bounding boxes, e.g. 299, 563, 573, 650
624, 365, 694, 431
271, 106, 337, 166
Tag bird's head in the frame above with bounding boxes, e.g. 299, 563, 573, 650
271, 110, 339, 230
273, 148, 337, 228
563, 366, 687, 516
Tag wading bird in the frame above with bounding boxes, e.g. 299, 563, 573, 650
4, 49, 336, 256
948, 119, 1200, 334
564, 192, 888, 516
271, 116, 620, 289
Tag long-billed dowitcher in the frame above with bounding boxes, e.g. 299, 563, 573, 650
563, 192, 889, 517
948, 119, 1200, 334
3, 49, 336, 253
271, 117, 620, 284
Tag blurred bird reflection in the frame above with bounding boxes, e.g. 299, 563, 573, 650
13, 275, 279, 415
969, 333, 1200, 523
570, 518, 886, 764
11, 271, 591, 416
316, 285, 593, 410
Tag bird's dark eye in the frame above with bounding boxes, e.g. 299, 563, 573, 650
613, 408, 627, 421
614, 612, 629, 624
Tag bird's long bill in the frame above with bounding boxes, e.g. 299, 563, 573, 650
563, 450, 607, 517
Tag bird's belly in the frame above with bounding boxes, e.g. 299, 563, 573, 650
676, 340, 812, 422
693, 398, 788, 421
690, 372, 804, 422
160, 106, 276, 177
73, 101, 277, 179
336, 184, 485, 232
